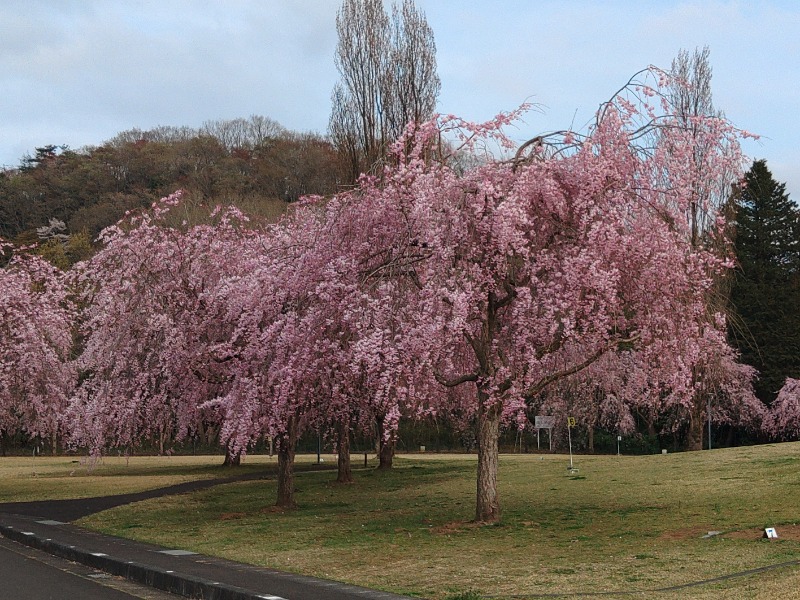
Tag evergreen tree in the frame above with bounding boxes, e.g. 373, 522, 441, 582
730, 159, 800, 404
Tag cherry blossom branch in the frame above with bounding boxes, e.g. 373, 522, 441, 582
525, 334, 641, 399
434, 370, 479, 388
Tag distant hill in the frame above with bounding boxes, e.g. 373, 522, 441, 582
0, 116, 345, 258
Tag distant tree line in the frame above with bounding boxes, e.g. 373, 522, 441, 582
0, 115, 345, 259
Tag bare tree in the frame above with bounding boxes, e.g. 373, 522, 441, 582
202, 118, 251, 151
669, 46, 730, 246
246, 115, 286, 148
202, 116, 285, 151
667, 47, 752, 451
384, 0, 440, 143
329, 0, 439, 184
329, 82, 362, 183
107, 125, 197, 146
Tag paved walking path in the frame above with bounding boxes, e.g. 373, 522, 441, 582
0, 471, 417, 600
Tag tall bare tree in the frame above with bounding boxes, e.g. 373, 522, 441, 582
384, 0, 440, 142
670, 46, 726, 247
329, 0, 439, 183
667, 47, 756, 451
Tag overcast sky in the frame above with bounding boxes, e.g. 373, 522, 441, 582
2, 0, 799, 198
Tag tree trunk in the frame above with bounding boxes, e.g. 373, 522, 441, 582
475, 398, 501, 523
685, 401, 704, 452
276, 420, 298, 508
377, 414, 395, 470
588, 426, 594, 453
724, 426, 735, 447
378, 436, 395, 469
223, 447, 241, 467
336, 420, 353, 484
205, 423, 217, 446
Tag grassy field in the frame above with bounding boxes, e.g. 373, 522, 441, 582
3, 446, 800, 599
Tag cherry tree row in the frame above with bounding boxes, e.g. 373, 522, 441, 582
3, 67, 794, 521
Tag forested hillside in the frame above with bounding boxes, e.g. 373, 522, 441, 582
0, 115, 344, 258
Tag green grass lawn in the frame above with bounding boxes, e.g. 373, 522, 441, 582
4, 446, 800, 599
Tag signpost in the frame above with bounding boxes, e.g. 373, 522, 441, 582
567, 416, 577, 473
534, 416, 555, 451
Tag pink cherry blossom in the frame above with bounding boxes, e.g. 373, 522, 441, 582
0, 246, 76, 449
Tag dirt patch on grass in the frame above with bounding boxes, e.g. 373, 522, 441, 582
725, 524, 800, 541
219, 512, 247, 520
660, 524, 800, 541
431, 520, 485, 535
520, 520, 541, 528
259, 505, 289, 515
659, 526, 711, 540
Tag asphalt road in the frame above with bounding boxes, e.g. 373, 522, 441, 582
0, 536, 178, 600
0, 463, 414, 600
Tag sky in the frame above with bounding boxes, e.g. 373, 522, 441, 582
2, 0, 799, 198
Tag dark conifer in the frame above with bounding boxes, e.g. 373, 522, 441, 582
730, 159, 800, 403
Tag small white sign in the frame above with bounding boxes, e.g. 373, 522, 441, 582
764, 527, 779, 539
535, 416, 555, 429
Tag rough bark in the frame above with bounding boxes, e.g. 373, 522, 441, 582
685, 401, 704, 451
646, 416, 657, 438
222, 447, 241, 467
475, 396, 501, 523
378, 435, 395, 469
276, 417, 299, 508
377, 414, 395, 470
336, 419, 353, 483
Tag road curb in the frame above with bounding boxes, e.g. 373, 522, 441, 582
0, 523, 277, 600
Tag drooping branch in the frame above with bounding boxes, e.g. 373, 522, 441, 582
525, 334, 641, 399
434, 370, 479, 388
360, 248, 432, 284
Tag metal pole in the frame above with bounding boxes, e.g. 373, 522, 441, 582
707, 397, 712, 450
568, 422, 574, 470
